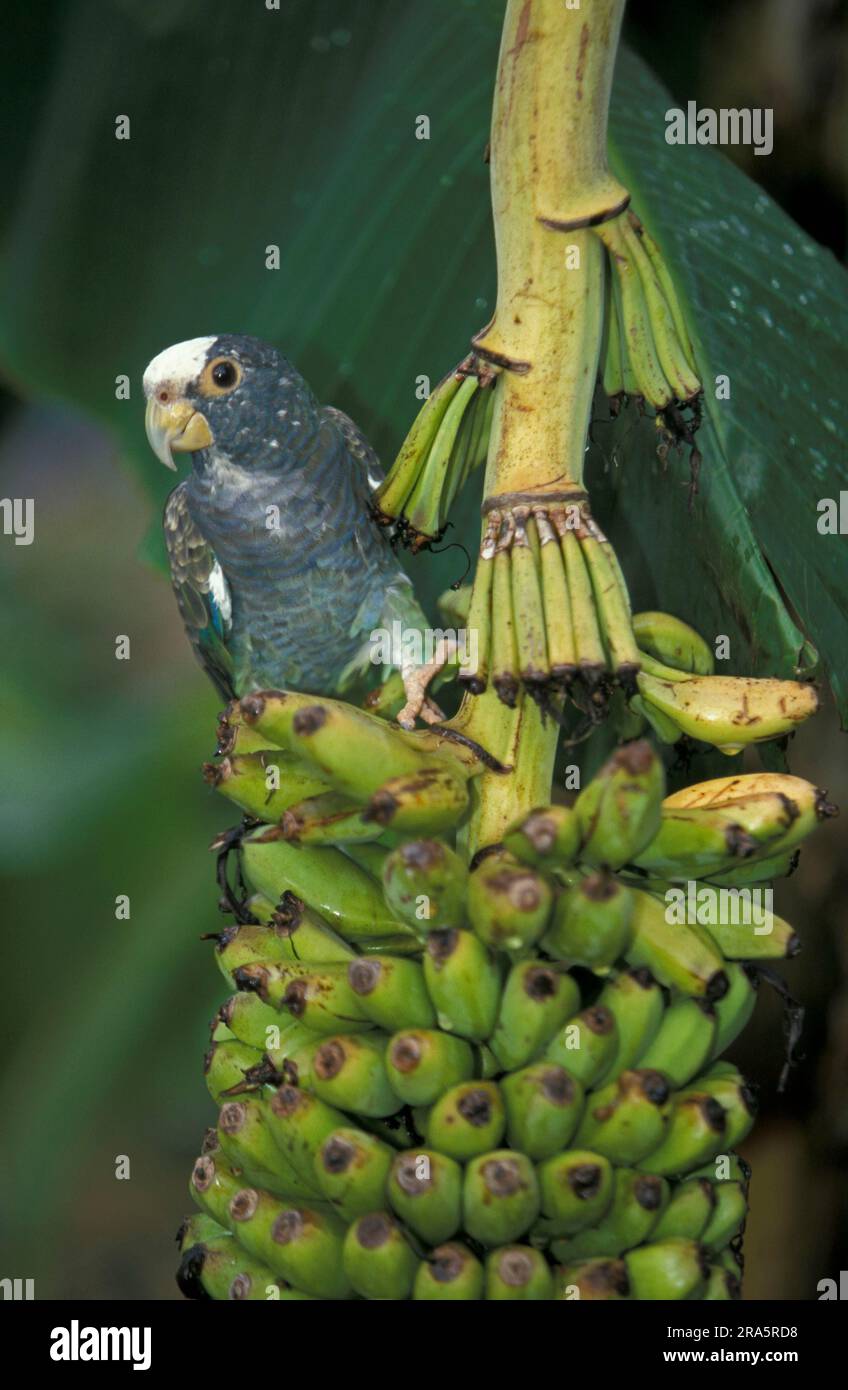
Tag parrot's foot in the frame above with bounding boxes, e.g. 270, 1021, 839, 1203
397, 639, 458, 730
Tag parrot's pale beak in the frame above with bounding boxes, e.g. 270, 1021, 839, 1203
145, 397, 213, 470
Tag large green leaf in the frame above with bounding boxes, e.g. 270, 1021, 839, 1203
0, 3, 844, 708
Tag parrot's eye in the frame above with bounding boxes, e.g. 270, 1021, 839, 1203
200, 357, 242, 396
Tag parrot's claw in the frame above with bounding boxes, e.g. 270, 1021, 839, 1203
396, 640, 457, 730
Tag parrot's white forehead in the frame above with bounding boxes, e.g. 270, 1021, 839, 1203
143, 336, 217, 395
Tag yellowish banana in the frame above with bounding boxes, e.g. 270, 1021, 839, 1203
636, 672, 818, 753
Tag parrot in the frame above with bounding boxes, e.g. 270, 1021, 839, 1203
142, 334, 447, 726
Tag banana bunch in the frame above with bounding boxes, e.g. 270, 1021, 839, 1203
178, 697, 836, 1301
593, 209, 701, 440
459, 502, 641, 713
371, 354, 499, 550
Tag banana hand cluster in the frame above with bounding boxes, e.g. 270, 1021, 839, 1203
459, 502, 640, 715
210, 688, 498, 855
372, 355, 498, 550
594, 210, 702, 475
177, 697, 834, 1300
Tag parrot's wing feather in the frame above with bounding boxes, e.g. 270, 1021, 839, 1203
163, 483, 236, 701
322, 405, 384, 493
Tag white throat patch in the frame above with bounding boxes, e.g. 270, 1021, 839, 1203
143, 336, 217, 397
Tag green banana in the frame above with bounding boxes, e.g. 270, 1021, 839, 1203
485, 1246, 554, 1300
241, 833, 412, 942
640, 1093, 727, 1177
636, 997, 718, 1087
574, 740, 665, 870
217, 991, 310, 1057
621, 214, 701, 400
574, 1069, 671, 1165
214, 916, 349, 981
463, 1151, 541, 1246
204, 1038, 275, 1103
342, 1212, 419, 1300
544, 1004, 619, 1086
537, 510, 577, 685
552, 1168, 669, 1260
651, 1178, 717, 1241
217, 1096, 320, 1201
632, 611, 713, 675
190, 1153, 351, 1299
490, 961, 579, 1071
601, 264, 625, 400
240, 691, 449, 798
385, 1029, 475, 1105
596, 969, 665, 1079
293, 1034, 402, 1118
234, 960, 373, 1034
503, 804, 581, 869
458, 548, 493, 694
701, 1181, 747, 1251
387, 1149, 463, 1244
347, 956, 435, 1031
634, 219, 699, 376
381, 838, 468, 932
632, 807, 761, 878
624, 1237, 709, 1300
698, 902, 799, 961
596, 215, 675, 408
501, 1064, 584, 1160
425, 1081, 506, 1161
206, 751, 330, 821
413, 1242, 484, 1301
691, 1065, 757, 1147
626, 889, 728, 1000
423, 929, 501, 1040
264, 1084, 348, 1188
510, 511, 550, 688
365, 765, 470, 837
630, 692, 683, 745
536, 1150, 614, 1237
707, 852, 797, 886
555, 1257, 630, 1300
710, 964, 758, 1059
544, 873, 634, 970
561, 527, 606, 684
467, 853, 554, 952
216, 701, 283, 757
703, 1262, 741, 1300
373, 363, 466, 521
313, 1127, 394, 1221
177, 1222, 281, 1301
688, 1152, 750, 1186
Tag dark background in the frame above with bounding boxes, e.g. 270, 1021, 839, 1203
0, 0, 845, 1300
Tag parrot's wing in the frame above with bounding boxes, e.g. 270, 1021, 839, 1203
163, 483, 236, 701
322, 405, 384, 493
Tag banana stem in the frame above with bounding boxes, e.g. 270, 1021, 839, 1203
473, 0, 627, 500
456, 0, 626, 852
